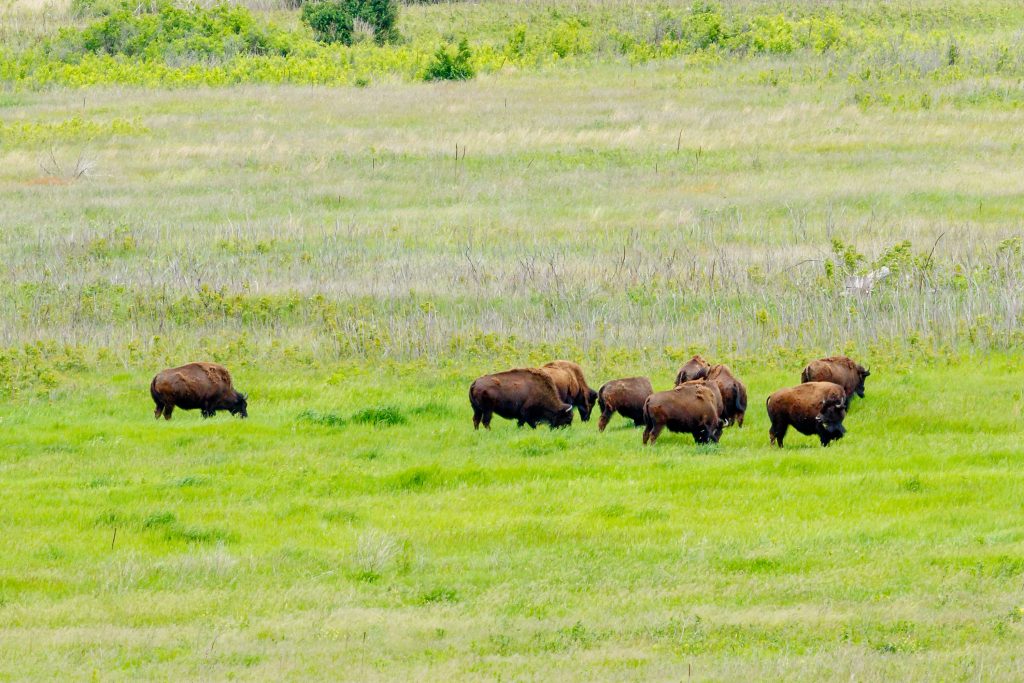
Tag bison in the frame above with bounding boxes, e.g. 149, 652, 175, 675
596, 377, 654, 431
706, 364, 748, 427
800, 355, 870, 407
469, 368, 574, 430
642, 382, 725, 446
674, 354, 710, 385
150, 362, 248, 420
540, 360, 599, 421
766, 381, 848, 448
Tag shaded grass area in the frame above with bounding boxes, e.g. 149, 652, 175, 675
1, 357, 1023, 678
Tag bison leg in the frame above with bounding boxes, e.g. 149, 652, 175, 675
769, 421, 787, 448
597, 408, 612, 432
162, 403, 174, 421
153, 402, 164, 419
481, 411, 492, 430
647, 423, 665, 445
472, 407, 482, 430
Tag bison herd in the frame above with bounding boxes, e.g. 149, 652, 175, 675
147, 355, 870, 449
470, 355, 870, 448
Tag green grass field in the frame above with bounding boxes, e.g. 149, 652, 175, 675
2, 358, 1024, 679
2, 0, 1024, 679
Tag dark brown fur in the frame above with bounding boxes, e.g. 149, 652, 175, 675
469, 368, 574, 430
706, 364, 748, 427
596, 377, 654, 432
766, 381, 848, 448
642, 382, 725, 446
800, 356, 870, 406
150, 362, 248, 420
674, 354, 711, 386
540, 360, 598, 421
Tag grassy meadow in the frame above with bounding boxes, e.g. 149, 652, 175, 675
2, 0, 1024, 679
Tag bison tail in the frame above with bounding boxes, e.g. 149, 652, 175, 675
642, 400, 654, 430
735, 385, 747, 414
150, 376, 159, 402
800, 367, 811, 383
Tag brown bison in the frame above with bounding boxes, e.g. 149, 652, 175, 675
674, 354, 710, 385
470, 368, 574, 430
706, 364, 748, 427
642, 382, 725, 445
801, 356, 870, 407
540, 360, 599, 421
151, 362, 248, 420
766, 381, 848, 448
596, 377, 654, 431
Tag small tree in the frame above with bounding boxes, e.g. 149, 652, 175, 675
301, 0, 397, 46
422, 38, 475, 81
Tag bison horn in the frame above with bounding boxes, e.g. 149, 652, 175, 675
563, 406, 573, 413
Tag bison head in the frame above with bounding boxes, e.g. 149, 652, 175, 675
815, 396, 846, 433
578, 388, 599, 422
856, 367, 870, 398
550, 404, 574, 429
230, 392, 248, 418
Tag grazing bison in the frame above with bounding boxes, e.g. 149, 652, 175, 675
674, 354, 711, 385
470, 368, 574, 430
766, 381, 848, 448
596, 377, 654, 432
801, 355, 870, 407
540, 360, 599, 421
706, 364, 748, 427
151, 362, 248, 420
642, 382, 725, 446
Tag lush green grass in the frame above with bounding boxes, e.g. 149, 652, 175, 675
1, 356, 1024, 679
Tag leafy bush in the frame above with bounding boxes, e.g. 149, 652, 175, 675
683, 2, 727, 49
748, 14, 796, 54
301, 0, 398, 46
422, 38, 474, 81
548, 17, 590, 58
50, 2, 296, 62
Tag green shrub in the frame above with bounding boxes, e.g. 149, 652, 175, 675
748, 14, 796, 54
301, 0, 398, 46
422, 38, 474, 81
683, 1, 726, 49
548, 17, 590, 58
50, 2, 295, 62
